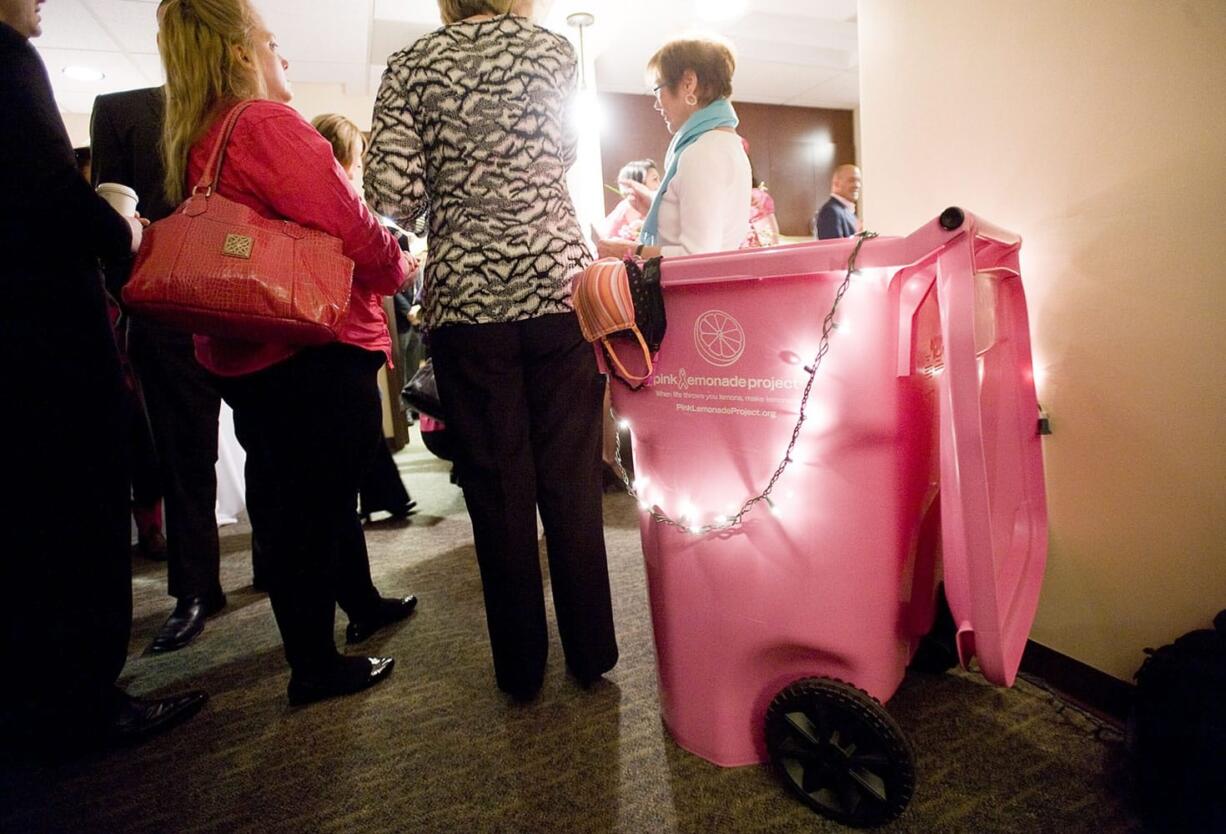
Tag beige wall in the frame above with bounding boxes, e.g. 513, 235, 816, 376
860, 1, 1226, 681
62, 111, 92, 149
284, 82, 377, 131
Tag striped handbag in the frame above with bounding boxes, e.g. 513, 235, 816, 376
572, 256, 666, 388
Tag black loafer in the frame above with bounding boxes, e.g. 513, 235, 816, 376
387, 501, 417, 520
359, 501, 417, 523
108, 690, 208, 746
150, 591, 226, 653
345, 594, 417, 644
287, 656, 394, 706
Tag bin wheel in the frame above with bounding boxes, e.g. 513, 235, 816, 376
765, 677, 915, 828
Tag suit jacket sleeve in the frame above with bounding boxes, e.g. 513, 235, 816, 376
839, 207, 857, 237
89, 97, 133, 190
1, 44, 132, 262
815, 200, 841, 240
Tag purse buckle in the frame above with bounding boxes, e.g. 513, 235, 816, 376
222, 233, 254, 259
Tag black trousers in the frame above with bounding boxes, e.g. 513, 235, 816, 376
219, 344, 384, 673
1, 264, 132, 728
358, 436, 411, 517
432, 312, 618, 693
128, 320, 222, 599
125, 372, 161, 510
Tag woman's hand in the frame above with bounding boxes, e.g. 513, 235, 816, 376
126, 215, 147, 253
618, 178, 655, 214
592, 228, 635, 260
398, 250, 419, 293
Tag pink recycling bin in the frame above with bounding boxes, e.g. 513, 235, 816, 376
602, 209, 1048, 827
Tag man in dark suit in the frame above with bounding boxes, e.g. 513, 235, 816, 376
0, 0, 205, 748
812, 163, 862, 240
91, 81, 228, 652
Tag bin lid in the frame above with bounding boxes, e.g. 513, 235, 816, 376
936, 260, 1048, 687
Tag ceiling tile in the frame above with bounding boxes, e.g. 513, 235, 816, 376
35, 0, 859, 113
33, 47, 150, 99
127, 51, 164, 86
370, 20, 439, 66
37, 0, 120, 50
271, 0, 371, 63
788, 70, 860, 109
85, 0, 159, 52
373, 0, 446, 25
754, 0, 858, 22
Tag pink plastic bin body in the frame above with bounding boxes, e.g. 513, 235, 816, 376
605, 212, 1047, 767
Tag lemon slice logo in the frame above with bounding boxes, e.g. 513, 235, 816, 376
693, 309, 746, 367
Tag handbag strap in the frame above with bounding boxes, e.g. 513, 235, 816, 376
601, 329, 654, 384
191, 100, 258, 197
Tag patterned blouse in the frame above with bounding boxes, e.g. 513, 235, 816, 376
365, 15, 591, 330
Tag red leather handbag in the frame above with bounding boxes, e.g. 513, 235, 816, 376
123, 101, 354, 344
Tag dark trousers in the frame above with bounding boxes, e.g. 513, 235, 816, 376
432, 312, 618, 693
358, 436, 411, 517
126, 377, 161, 511
1, 267, 132, 728
128, 321, 222, 599
219, 344, 383, 673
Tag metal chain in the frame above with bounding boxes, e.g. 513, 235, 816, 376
609, 231, 879, 535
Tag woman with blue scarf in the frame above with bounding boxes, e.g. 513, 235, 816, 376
594, 36, 751, 259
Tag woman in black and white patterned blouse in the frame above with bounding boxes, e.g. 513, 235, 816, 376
365, 0, 617, 700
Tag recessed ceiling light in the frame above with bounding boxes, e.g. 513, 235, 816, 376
62, 65, 106, 82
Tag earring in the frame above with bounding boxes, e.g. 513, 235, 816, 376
684, 93, 698, 106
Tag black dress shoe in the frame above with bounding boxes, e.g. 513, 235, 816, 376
345, 594, 417, 644
505, 684, 542, 703
387, 500, 417, 520
498, 677, 543, 702
150, 591, 226, 653
569, 654, 619, 689
108, 689, 208, 746
287, 656, 394, 706
359, 501, 418, 523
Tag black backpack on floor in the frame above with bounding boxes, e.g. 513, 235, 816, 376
1129, 609, 1226, 832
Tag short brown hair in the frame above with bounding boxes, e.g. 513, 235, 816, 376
311, 113, 366, 168
436, 0, 513, 25
646, 36, 736, 106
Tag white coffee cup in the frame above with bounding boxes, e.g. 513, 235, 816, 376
96, 182, 139, 218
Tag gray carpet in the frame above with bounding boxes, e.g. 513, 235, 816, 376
0, 429, 1143, 833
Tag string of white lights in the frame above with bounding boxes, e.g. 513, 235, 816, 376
609, 231, 880, 535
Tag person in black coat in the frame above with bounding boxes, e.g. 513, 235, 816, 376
812, 163, 862, 240
0, 0, 205, 748
91, 83, 230, 652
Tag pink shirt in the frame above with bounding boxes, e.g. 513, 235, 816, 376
749, 187, 776, 224
598, 198, 644, 241
187, 101, 405, 377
